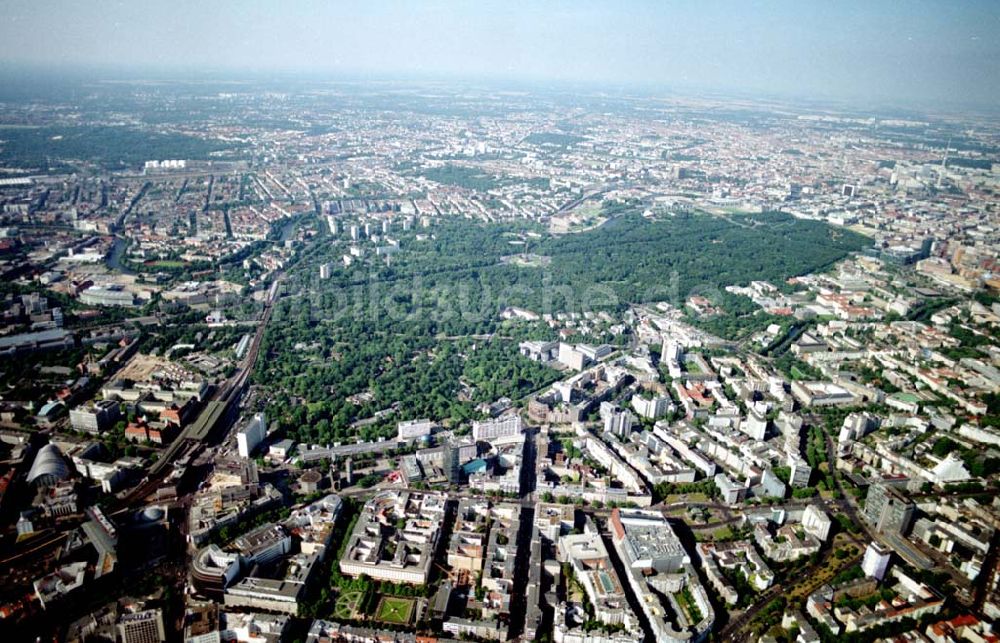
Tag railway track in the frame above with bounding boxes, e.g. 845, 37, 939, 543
108, 273, 281, 509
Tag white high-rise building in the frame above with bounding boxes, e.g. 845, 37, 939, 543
631, 394, 673, 420
660, 340, 683, 379
237, 413, 267, 459
742, 402, 769, 441
779, 412, 804, 454
319, 263, 331, 280
472, 415, 522, 443
600, 402, 635, 437
862, 542, 892, 580
788, 453, 813, 488
802, 504, 832, 542
661, 339, 681, 362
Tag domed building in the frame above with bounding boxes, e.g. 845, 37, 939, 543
27, 444, 69, 488
142, 506, 165, 522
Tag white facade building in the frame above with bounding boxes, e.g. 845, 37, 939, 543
630, 394, 673, 420
237, 413, 267, 459
397, 418, 434, 442
802, 504, 833, 542
472, 415, 523, 444
862, 541, 892, 580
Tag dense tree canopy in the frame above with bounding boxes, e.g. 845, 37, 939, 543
256, 210, 866, 444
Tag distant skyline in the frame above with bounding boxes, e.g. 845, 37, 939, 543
2, 1, 999, 110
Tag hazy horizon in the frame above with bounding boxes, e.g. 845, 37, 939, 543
1, 0, 999, 111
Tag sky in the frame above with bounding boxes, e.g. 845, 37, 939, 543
1, 0, 999, 109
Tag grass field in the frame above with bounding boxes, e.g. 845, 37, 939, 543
376, 596, 414, 625
790, 365, 810, 380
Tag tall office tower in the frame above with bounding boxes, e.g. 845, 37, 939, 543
863, 482, 915, 535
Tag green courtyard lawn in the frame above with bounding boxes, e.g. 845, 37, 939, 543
376, 596, 415, 625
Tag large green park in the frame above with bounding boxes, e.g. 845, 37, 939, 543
255, 209, 868, 445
